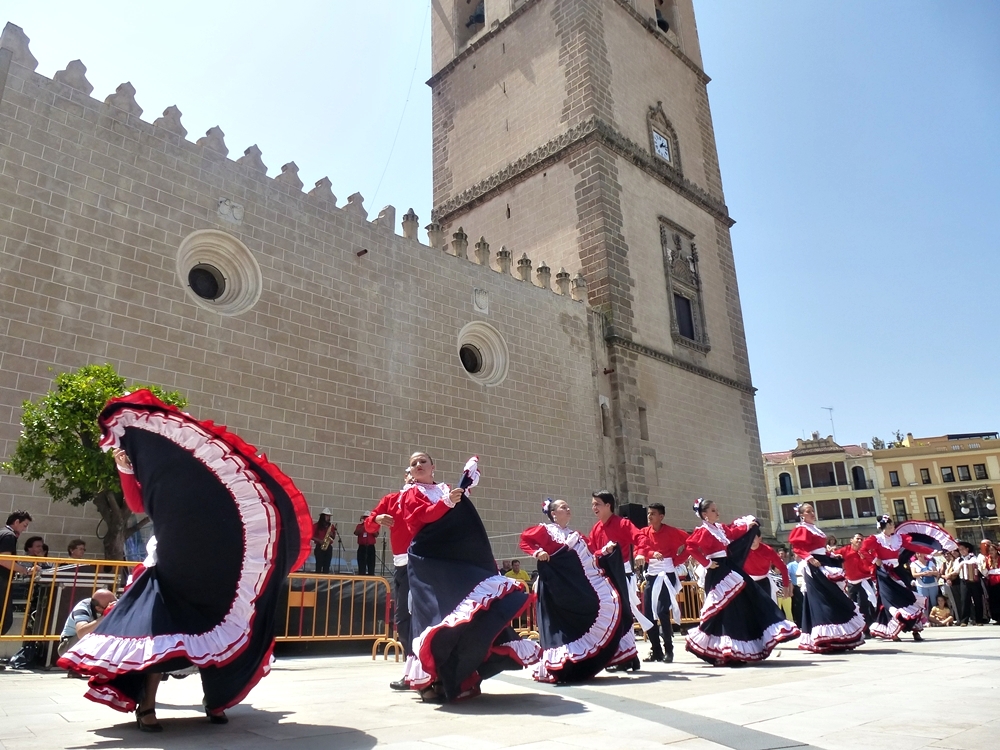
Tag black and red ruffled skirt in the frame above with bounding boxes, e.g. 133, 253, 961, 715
686, 530, 799, 664
57, 391, 312, 713
798, 556, 865, 653
533, 530, 626, 682
406, 498, 540, 701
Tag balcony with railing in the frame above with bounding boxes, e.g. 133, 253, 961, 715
925, 510, 945, 523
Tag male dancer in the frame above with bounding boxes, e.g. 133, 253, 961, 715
366, 470, 415, 689
637, 504, 688, 662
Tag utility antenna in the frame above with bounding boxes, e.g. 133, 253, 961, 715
822, 407, 836, 441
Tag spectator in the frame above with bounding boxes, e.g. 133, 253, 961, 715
353, 515, 377, 576
939, 549, 961, 615
504, 560, 531, 590
0, 511, 40, 635
979, 540, 1000, 624
58, 589, 117, 658
775, 548, 794, 621
955, 541, 985, 626
500, 560, 513, 574
23, 536, 44, 557
67, 539, 87, 559
910, 553, 938, 615
928, 593, 954, 627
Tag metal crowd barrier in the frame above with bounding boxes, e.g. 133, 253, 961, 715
276, 572, 391, 642
677, 579, 704, 624
0, 555, 137, 666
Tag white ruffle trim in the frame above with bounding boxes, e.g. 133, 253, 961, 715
495, 638, 542, 666
895, 520, 958, 552
871, 597, 928, 639
798, 611, 866, 652
700, 570, 745, 620
686, 619, 800, 663
65, 408, 280, 673
533, 533, 624, 682
606, 630, 638, 666
410, 575, 535, 689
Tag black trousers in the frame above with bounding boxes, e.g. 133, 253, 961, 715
357, 545, 376, 576
846, 581, 877, 626
643, 573, 675, 657
314, 545, 333, 574
393, 564, 412, 656
958, 578, 985, 624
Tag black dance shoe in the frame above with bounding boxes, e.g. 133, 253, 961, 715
389, 679, 410, 691
665, 652, 674, 663
136, 708, 163, 733
628, 656, 641, 672
913, 631, 923, 642
644, 652, 664, 663
206, 710, 228, 725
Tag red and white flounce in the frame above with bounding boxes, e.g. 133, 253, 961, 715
686, 620, 800, 665
533, 531, 623, 683
409, 576, 541, 690
798, 612, 867, 653
698, 570, 745, 621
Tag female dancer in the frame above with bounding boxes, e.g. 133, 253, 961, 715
519, 498, 630, 682
860, 516, 955, 641
835, 533, 877, 634
684, 498, 799, 665
788, 504, 865, 653
58, 390, 312, 731
743, 535, 789, 602
403, 453, 540, 702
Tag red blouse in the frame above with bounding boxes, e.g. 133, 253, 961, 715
636, 524, 689, 565
520, 524, 576, 558
683, 517, 755, 568
400, 482, 455, 537
834, 544, 875, 582
788, 523, 829, 561
859, 532, 929, 567
364, 491, 413, 556
588, 515, 643, 559
744, 542, 790, 586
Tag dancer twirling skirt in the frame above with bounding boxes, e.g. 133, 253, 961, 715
788, 504, 865, 653
685, 498, 799, 665
836, 534, 877, 632
861, 516, 956, 641
404, 455, 540, 702
58, 390, 312, 723
520, 499, 626, 683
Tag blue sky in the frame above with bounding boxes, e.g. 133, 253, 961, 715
6, 2, 998, 451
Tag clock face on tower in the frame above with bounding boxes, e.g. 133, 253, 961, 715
652, 130, 672, 163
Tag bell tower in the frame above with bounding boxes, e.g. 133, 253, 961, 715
429, 0, 769, 525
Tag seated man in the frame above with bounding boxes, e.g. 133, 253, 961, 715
504, 559, 531, 590
58, 589, 116, 658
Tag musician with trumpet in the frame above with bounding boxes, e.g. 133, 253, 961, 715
312, 508, 337, 574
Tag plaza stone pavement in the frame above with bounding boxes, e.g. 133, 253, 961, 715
0, 627, 997, 750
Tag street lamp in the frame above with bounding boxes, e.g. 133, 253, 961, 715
958, 487, 997, 539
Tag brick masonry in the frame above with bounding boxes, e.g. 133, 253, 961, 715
0, 28, 606, 562
430, 0, 770, 523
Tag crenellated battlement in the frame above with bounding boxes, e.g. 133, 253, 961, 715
0, 21, 586, 307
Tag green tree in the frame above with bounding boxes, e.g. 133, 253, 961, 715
2, 364, 186, 560
870, 430, 906, 451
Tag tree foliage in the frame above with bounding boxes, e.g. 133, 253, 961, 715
870, 430, 906, 451
2, 364, 186, 559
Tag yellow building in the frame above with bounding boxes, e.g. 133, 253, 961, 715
763, 433, 884, 545
873, 432, 999, 544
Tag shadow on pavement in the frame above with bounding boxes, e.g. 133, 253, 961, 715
438, 690, 587, 717
67, 707, 376, 750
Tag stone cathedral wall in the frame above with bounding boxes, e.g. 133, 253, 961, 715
0, 24, 607, 562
